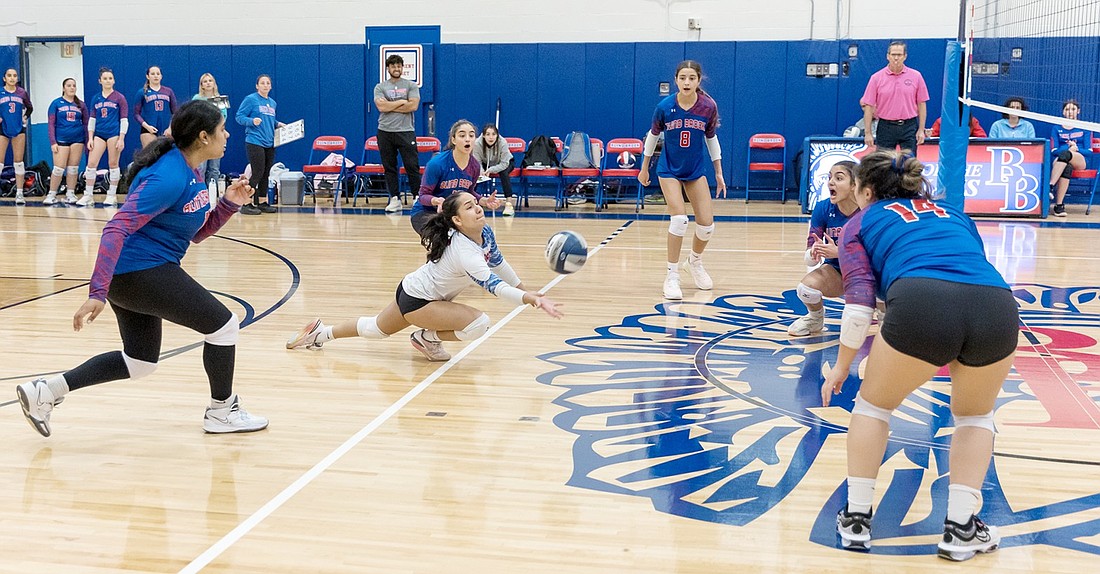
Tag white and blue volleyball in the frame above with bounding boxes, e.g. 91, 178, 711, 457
545, 231, 588, 274
617, 151, 637, 169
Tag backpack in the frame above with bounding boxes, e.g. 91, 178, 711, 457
521, 135, 560, 169
561, 131, 596, 169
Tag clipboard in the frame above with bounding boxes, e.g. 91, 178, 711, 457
274, 119, 305, 147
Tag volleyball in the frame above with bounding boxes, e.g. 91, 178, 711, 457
545, 230, 588, 274
617, 151, 637, 169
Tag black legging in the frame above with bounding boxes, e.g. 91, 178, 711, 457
486, 158, 515, 199
378, 129, 421, 198
64, 263, 236, 400
246, 143, 276, 206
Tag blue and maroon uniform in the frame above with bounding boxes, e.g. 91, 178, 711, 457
90, 90, 128, 140
0, 86, 32, 138
411, 150, 482, 218
808, 199, 857, 271
839, 197, 1016, 366
48, 96, 89, 145
133, 86, 178, 134
649, 92, 719, 181
89, 147, 238, 302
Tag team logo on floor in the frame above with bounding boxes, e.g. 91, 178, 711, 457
536, 285, 1100, 556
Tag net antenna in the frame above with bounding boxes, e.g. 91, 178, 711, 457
961, 0, 1100, 133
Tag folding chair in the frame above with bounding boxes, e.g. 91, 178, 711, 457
599, 138, 645, 212
301, 136, 349, 204
351, 136, 386, 206
559, 138, 602, 211
520, 137, 563, 208
399, 136, 441, 201
746, 133, 787, 203
1067, 137, 1100, 215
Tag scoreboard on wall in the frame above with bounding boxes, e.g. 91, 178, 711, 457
800, 138, 1050, 217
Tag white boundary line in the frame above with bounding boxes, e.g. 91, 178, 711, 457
177, 222, 630, 574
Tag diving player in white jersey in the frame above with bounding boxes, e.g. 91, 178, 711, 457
286, 191, 563, 361
638, 60, 726, 300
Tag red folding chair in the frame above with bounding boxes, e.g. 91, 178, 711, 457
399, 136, 441, 201
559, 137, 603, 211
301, 136, 349, 204
520, 137, 563, 208
600, 138, 645, 212
1065, 137, 1099, 215
351, 136, 386, 206
746, 133, 787, 203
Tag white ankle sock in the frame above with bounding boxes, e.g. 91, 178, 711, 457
808, 307, 824, 318
210, 394, 236, 409
667, 262, 678, 274
423, 329, 442, 343
947, 483, 982, 524
847, 476, 876, 514
46, 375, 70, 400
689, 251, 702, 263
316, 326, 334, 343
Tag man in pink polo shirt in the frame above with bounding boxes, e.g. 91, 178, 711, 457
860, 41, 929, 153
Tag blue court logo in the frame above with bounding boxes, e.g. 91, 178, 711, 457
536, 285, 1100, 556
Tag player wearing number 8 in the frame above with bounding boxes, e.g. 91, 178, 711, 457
638, 60, 726, 301
822, 150, 1016, 561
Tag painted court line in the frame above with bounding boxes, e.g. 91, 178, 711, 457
177, 221, 631, 573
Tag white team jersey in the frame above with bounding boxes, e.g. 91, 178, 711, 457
401, 226, 524, 305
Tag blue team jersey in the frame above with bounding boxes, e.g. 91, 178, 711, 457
649, 92, 719, 181
90, 90, 128, 138
48, 97, 88, 144
410, 150, 481, 217
109, 148, 210, 275
0, 86, 31, 138
1050, 125, 1093, 158
236, 93, 277, 147
807, 199, 857, 268
839, 198, 1010, 309
134, 86, 178, 133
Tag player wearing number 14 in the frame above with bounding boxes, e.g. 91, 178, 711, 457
822, 151, 1015, 561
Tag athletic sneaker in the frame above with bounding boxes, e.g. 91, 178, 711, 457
42, 193, 59, 205
286, 318, 326, 349
1052, 203, 1067, 217
385, 196, 403, 213
76, 193, 95, 206
203, 395, 269, 433
410, 329, 451, 361
240, 203, 262, 215
938, 515, 999, 561
64, 191, 78, 204
836, 506, 872, 551
683, 258, 713, 290
16, 379, 64, 438
788, 313, 825, 336
257, 202, 277, 214
14, 191, 26, 204
103, 193, 118, 206
663, 273, 683, 300
502, 201, 515, 216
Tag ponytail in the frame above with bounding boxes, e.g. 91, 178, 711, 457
855, 150, 932, 201
120, 138, 175, 194
419, 192, 469, 262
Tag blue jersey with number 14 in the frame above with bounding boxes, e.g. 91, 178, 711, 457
839, 198, 1009, 309
649, 92, 719, 181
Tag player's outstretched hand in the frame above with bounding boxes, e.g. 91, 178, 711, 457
820, 361, 847, 406
531, 294, 564, 319
73, 298, 105, 332
224, 176, 255, 206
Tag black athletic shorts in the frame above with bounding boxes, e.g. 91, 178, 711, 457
395, 281, 433, 316
880, 277, 1018, 367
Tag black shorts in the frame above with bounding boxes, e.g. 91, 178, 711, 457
1, 127, 25, 138
141, 125, 157, 135
395, 281, 433, 316
880, 277, 1018, 367
56, 140, 84, 147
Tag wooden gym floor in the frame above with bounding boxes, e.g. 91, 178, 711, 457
1, 195, 1099, 573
